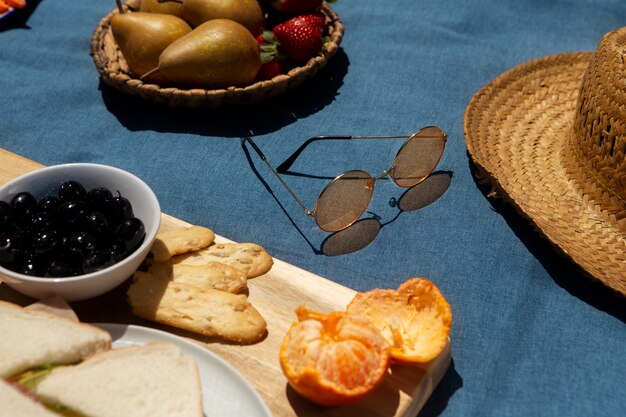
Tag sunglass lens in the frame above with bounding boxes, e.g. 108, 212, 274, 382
315, 170, 374, 232
393, 126, 446, 188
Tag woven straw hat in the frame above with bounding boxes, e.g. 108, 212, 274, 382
465, 26, 626, 296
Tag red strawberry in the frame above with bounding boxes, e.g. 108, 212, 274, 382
272, 13, 326, 64
257, 60, 283, 80
267, 0, 324, 14
256, 33, 271, 49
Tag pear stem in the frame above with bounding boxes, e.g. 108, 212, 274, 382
115, 0, 124, 14
140, 67, 161, 82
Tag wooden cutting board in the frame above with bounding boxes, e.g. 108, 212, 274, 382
0, 148, 451, 417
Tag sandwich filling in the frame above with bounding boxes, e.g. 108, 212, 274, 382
4, 366, 87, 417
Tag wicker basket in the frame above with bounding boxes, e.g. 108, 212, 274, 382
90, 0, 344, 108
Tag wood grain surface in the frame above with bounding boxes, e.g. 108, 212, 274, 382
0, 148, 450, 417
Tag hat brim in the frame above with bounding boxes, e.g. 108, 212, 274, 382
464, 51, 626, 296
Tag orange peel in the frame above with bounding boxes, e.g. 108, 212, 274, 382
4, 0, 26, 9
346, 277, 452, 364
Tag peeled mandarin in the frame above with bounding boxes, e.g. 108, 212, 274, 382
279, 307, 390, 406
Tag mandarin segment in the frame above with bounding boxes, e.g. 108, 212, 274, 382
347, 277, 452, 364
279, 307, 390, 406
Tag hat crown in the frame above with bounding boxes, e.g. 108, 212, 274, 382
569, 27, 626, 220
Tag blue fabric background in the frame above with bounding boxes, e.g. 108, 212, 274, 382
1, 1, 624, 416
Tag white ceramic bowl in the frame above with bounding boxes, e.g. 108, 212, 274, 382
0, 163, 161, 302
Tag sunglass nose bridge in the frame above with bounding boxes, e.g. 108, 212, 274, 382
372, 172, 387, 182
380, 165, 397, 181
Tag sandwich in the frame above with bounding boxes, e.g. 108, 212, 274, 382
2, 343, 204, 417
1, 299, 205, 417
0, 379, 59, 417
31, 343, 204, 417
0, 301, 112, 380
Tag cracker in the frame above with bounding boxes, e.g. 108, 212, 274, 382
173, 243, 273, 278
150, 226, 216, 262
127, 272, 266, 344
148, 261, 247, 294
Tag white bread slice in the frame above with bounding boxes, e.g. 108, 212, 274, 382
0, 379, 59, 417
33, 343, 204, 417
24, 296, 79, 322
0, 301, 112, 378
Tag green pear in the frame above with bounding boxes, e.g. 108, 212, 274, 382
147, 19, 261, 89
111, 12, 192, 81
181, 0, 264, 35
140, 0, 183, 17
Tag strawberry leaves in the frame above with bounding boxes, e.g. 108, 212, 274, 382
256, 32, 285, 80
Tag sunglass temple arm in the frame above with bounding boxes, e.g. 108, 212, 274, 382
276, 135, 410, 172
243, 136, 315, 217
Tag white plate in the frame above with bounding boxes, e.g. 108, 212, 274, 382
94, 323, 272, 417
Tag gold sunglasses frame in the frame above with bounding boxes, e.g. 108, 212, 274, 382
243, 126, 447, 232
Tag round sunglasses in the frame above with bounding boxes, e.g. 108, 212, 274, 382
243, 126, 447, 232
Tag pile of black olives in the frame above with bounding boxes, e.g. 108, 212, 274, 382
0, 180, 145, 277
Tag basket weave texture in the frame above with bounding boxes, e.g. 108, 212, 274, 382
464, 27, 626, 296
90, 0, 344, 108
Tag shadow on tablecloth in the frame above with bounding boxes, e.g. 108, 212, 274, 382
468, 158, 626, 324
99, 49, 350, 138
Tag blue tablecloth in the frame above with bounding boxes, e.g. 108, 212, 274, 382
1, 1, 624, 416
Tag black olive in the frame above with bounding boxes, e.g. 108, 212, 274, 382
65, 231, 97, 256
87, 187, 113, 210
59, 245, 83, 265
0, 181, 145, 279
106, 194, 134, 228
18, 262, 44, 276
83, 212, 112, 241
46, 259, 80, 277
31, 229, 62, 256
108, 240, 128, 262
116, 217, 145, 252
15, 251, 45, 276
59, 181, 87, 202
82, 250, 114, 274
0, 228, 29, 263
37, 195, 60, 214
11, 192, 37, 223
0, 201, 12, 229
0, 232, 18, 263
56, 201, 88, 230
10, 224, 31, 248
30, 211, 53, 232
